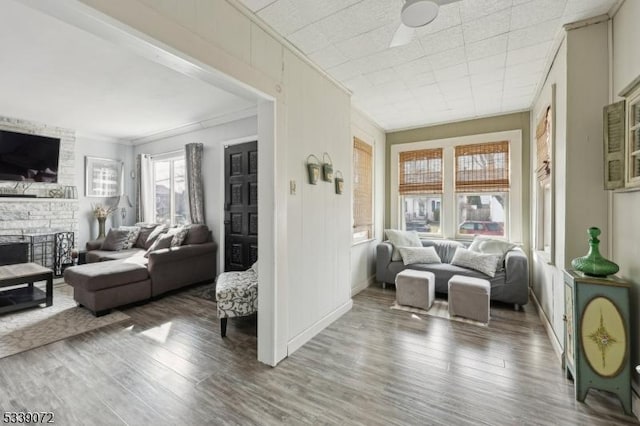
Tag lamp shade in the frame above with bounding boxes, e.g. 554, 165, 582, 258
117, 194, 132, 209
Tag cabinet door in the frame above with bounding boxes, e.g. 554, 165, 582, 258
564, 282, 575, 371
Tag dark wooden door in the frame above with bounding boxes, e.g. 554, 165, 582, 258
224, 141, 258, 271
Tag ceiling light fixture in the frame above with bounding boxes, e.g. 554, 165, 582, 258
391, 0, 462, 48
401, 0, 440, 28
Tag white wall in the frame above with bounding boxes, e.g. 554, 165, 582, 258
530, 20, 609, 354
610, 0, 640, 394
68, 0, 354, 364
133, 116, 257, 273
350, 108, 385, 296
74, 135, 134, 247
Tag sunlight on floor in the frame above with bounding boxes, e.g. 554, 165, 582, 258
140, 322, 173, 343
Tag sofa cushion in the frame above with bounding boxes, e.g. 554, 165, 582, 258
64, 259, 150, 292
468, 236, 516, 269
451, 248, 501, 278
398, 246, 441, 266
86, 248, 145, 263
422, 239, 465, 264
385, 229, 422, 261
101, 228, 131, 251
184, 224, 210, 245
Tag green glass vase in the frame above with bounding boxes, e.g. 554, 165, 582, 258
571, 227, 619, 277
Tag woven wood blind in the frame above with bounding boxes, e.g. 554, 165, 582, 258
398, 148, 443, 194
455, 141, 509, 192
353, 138, 373, 238
536, 107, 551, 183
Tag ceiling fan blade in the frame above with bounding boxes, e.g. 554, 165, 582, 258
390, 23, 416, 48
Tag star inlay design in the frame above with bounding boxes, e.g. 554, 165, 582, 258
588, 310, 618, 369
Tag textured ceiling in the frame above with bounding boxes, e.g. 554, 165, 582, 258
240, 0, 618, 130
0, 0, 255, 140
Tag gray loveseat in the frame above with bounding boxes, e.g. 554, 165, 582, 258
64, 223, 217, 315
376, 239, 529, 307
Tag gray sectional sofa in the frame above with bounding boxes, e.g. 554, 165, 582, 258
376, 239, 529, 307
64, 223, 217, 315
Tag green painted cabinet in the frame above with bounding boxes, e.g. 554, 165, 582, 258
563, 269, 631, 415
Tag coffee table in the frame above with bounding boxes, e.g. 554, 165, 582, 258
0, 262, 53, 315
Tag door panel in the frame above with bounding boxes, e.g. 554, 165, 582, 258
224, 141, 258, 271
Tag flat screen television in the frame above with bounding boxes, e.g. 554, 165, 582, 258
0, 130, 61, 183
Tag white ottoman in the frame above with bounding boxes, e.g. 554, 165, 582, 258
448, 275, 491, 323
395, 269, 435, 310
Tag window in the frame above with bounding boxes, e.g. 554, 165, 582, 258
391, 130, 522, 242
398, 148, 442, 235
353, 138, 373, 242
455, 141, 509, 238
535, 107, 553, 254
152, 154, 189, 226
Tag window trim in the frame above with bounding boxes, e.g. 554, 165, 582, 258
390, 130, 523, 243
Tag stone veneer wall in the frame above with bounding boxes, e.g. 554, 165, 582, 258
0, 116, 79, 239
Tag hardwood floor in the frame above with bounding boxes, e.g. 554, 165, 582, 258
0, 284, 636, 425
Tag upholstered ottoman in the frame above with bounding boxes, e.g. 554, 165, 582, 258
64, 259, 151, 316
395, 269, 435, 310
448, 275, 491, 323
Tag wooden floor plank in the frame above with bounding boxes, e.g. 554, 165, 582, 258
0, 284, 636, 425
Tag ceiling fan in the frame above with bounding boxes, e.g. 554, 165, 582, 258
390, 0, 462, 48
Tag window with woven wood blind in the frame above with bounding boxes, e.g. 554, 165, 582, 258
399, 148, 443, 194
536, 107, 551, 183
353, 138, 373, 241
455, 141, 510, 192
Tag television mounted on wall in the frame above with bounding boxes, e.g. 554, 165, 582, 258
0, 129, 61, 183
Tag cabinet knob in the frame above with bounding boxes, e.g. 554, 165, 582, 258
562, 315, 567, 322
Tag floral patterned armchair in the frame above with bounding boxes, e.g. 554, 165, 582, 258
215, 262, 258, 337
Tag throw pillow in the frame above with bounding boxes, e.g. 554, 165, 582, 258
171, 226, 189, 247
144, 224, 168, 249
100, 228, 131, 251
134, 224, 158, 249
118, 226, 141, 250
144, 233, 174, 257
450, 247, 501, 278
398, 246, 441, 266
385, 229, 422, 262
468, 236, 516, 269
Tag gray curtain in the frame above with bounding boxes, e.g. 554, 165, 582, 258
135, 154, 142, 222
185, 143, 205, 224
136, 154, 154, 223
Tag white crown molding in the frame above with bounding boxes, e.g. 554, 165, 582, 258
128, 106, 258, 145
386, 108, 531, 134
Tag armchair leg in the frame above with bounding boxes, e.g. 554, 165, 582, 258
220, 317, 227, 338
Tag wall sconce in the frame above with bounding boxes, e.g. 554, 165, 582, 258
306, 154, 321, 184
334, 170, 344, 194
322, 152, 333, 182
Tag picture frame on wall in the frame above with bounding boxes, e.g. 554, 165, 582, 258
85, 156, 123, 197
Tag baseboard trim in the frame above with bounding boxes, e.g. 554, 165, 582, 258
287, 299, 353, 356
351, 274, 375, 297
529, 288, 563, 362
